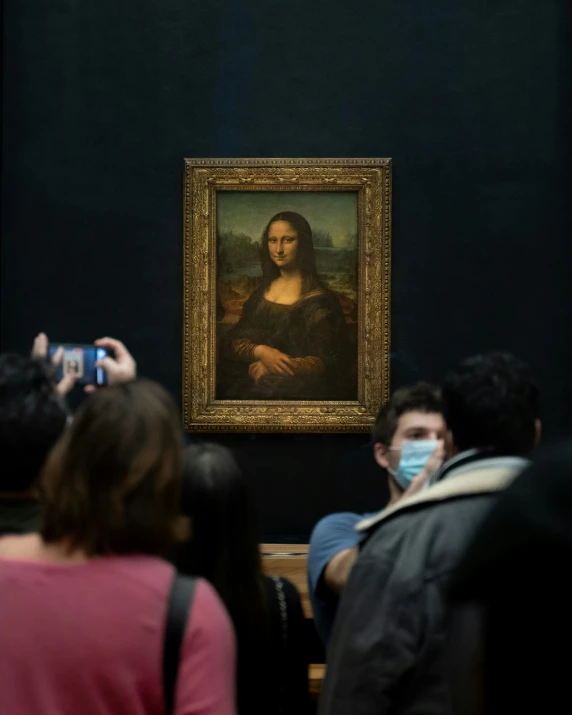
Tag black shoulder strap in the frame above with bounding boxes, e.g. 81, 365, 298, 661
163, 574, 197, 715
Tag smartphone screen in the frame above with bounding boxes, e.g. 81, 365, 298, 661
47, 344, 108, 386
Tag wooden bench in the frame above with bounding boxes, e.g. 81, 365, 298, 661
309, 664, 326, 698
261, 543, 312, 617
261, 544, 325, 700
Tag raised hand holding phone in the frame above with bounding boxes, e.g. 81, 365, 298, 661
31, 333, 76, 397
84, 337, 137, 393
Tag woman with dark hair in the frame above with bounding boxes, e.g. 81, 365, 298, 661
0, 381, 236, 715
173, 442, 310, 715
219, 211, 354, 400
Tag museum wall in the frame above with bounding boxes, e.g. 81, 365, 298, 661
2, 0, 571, 540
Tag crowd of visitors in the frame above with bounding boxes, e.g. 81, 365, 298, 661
0, 332, 567, 715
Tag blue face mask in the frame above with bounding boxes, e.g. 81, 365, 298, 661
388, 440, 439, 490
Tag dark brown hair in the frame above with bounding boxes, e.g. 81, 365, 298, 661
173, 443, 269, 715
41, 380, 184, 556
174, 443, 264, 621
372, 381, 443, 446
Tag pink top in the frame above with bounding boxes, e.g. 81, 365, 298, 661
0, 554, 236, 715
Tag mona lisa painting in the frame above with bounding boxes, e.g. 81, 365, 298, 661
184, 158, 391, 432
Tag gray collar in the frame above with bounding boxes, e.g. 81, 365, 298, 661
356, 452, 530, 533
431, 449, 530, 485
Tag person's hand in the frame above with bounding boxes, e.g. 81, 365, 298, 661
31, 332, 76, 397
421, 439, 445, 479
252, 345, 294, 377
31, 332, 50, 362
248, 360, 271, 384
402, 440, 445, 499
84, 337, 137, 393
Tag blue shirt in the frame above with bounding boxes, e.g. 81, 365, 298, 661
308, 511, 377, 647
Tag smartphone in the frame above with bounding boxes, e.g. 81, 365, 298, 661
48, 343, 109, 387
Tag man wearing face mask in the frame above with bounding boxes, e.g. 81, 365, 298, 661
308, 382, 446, 646
319, 352, 540, 715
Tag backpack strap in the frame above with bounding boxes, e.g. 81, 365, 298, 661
163, 574, 197, 715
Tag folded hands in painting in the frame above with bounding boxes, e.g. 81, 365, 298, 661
252, 345, 295, 377
248, 361, 270, 384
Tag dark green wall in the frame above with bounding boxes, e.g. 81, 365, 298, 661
2, 0, 571, 539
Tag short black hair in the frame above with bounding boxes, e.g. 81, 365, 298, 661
0, 354, 69, 492
442, 352, 539, 455
372, 381, 443, 445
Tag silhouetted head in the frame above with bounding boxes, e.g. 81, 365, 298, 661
0, 354, 68, 494
442, 351, 540, 456
41, 379, 184, 556
175, 443, 261, 606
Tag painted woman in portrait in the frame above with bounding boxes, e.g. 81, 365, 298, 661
218, 211, 355, 400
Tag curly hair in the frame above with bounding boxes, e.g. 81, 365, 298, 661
442, 352, 539, 455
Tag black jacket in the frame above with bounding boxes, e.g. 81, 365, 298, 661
319, 453, 529, 715
239, 575, 310, 715
450, 443, 572, 715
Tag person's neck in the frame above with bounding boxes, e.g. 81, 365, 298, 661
41, 538, 89, 563
0, 533, 89, 563
278, 267, 302, 283
386, 477, 404, 507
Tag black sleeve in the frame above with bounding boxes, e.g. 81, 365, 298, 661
303, 294, 350, 371
318, 555, 422, 715
219, 289, 264, 362
281, 578, 312, 714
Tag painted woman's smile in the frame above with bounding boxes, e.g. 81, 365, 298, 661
267, 220, 299, 270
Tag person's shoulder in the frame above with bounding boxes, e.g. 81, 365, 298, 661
178, 578, 236, 713
298, 288, 346, 325
190, 577, 229, 619
310, 511, 366, 549
238, 285, 265, 312
298, 287, 331, 307
247, 284, 265, 301
361, 493, 498, 572
187, 578, 232, 635
310, 511, 366, 542
308, 512, 367, 588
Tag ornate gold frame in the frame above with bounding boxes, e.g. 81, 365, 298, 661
183, 158, 391, 432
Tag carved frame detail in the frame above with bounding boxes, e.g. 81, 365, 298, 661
183, 158, 391, 432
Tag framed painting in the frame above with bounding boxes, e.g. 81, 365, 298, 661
183, 158, 391, 432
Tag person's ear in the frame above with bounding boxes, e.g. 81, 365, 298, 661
373, 442, 389, 469
534, 418, 542, 447
445, 430, 458, 458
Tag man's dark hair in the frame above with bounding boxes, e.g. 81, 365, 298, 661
372, 381, 443, 445
0, 354, 68, 493
442, 352, 539, 455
